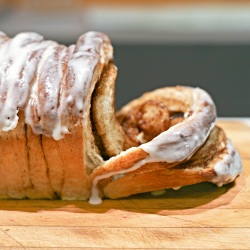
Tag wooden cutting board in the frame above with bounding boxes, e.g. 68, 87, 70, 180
0, 119, 249, 249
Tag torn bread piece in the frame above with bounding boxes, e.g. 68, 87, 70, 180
89, 86, 242, 204
94, 126, 241, 201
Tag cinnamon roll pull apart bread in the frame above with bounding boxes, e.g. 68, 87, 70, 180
0, 31, 242, 204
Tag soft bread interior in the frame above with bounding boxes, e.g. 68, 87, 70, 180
97, 126, 228, 199
91, 62, 137, 159
89, 85, 241, 203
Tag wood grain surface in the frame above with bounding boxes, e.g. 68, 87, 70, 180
0, 119, 249, 249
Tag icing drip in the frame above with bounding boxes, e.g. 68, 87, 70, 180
25, 42, 59, 133
212, 139, 242, 187
63, 33, 106, 116
0, 31, 112, 140
0, 32, 61, 131
89, 149, 160, 205
90, 126, 242, 205
52, 44, 75, 140
140, 88, 216, 163
0, 32, 44, 130
38, 45, 68, 136
55, 32, 113, 139
0, 31, 241, 204
89, 88, 217, 204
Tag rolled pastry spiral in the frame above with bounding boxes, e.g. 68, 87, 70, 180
0, 31, 242, 203
89, 86, 242, 204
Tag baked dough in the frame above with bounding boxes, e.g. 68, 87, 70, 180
0, 31, 242, 203
89, 86, 241, 204
0, 31, 113, 199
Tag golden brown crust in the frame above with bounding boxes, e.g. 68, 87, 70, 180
0, 31, 242, 202
91, 147, 149, 182
88, 84, 241, 202
0, 31, 114, 200
99, 126, 226, 199
42, 125, 90, 200
0, 112, 29, 198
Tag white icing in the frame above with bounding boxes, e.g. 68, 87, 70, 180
25, 42, 58, 132
55, 32, 113, 139
0, 31, 242, 204
0, 32, 44, 130
89, 152, 160, 205
0, 31, 112, 140
39, 46, 68, 135
140, 88, 216, 163
26, 44, 69, 138
89, 87, 217, 205
64, 32, 109, 116
212, 139, 242, 187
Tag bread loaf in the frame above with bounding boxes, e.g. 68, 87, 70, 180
0, 31, 242, 204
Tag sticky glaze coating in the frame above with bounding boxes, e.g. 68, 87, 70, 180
0, 31, 113, 139
89, 86, 243, 205
212, 139, 242, 187
140, 87, 216, 163
89, 86, 217, 204
0, 31, 242, 203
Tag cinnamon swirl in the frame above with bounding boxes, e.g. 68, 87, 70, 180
0, 31, 242, 203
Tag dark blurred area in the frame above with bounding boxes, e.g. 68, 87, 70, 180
0, 0, 250, 117
114, 44, 250, 117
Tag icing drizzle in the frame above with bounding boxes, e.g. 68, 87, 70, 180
212, 139, 242, 187
0, 31, 113, 139
89, 87, 241, 205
